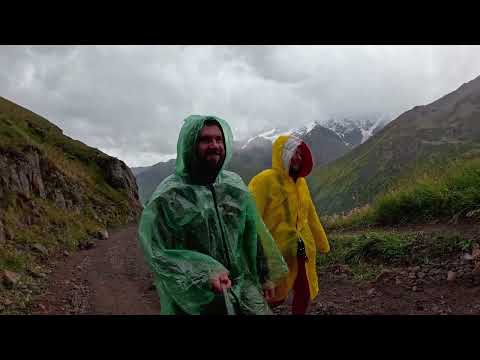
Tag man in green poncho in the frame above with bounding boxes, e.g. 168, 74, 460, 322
138, 115, 288, 315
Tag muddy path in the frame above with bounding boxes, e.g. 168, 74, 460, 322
31, 225, 160, 315
274, 266, 480, 315
31, 223, 480, 315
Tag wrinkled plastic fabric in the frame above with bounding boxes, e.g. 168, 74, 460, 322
282, 135, 313, 178
138, 115, 288, 315
282, 136, 303, 172
248, 135, 330, 302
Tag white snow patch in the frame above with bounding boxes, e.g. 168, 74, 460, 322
360, 128, 373, 143
258, 128, 277, 138
241, 128, 293, 149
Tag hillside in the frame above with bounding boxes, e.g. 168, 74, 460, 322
0, 96, 142, 312
310, 75, 480, 215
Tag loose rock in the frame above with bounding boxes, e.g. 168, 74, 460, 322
464, 253, 474, 261
32, 243, 48, 256
447, 271, 456, 282
2, 270, 20, 288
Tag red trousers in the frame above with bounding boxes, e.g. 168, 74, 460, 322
271, 255, 310, 315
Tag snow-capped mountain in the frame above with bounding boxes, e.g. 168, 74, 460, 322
230, 120, 362, 184
239, 113, 390, 151
135, 115, 391, 203
239, 127, 290, 150
319, 113, 391, 147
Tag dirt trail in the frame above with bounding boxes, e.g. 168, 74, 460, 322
31, 223, 480, 315
32, 225, 160, 315
274, 223, 480, 315
274, 267, 480, 315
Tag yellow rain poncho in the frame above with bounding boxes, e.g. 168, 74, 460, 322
248, 135, 330, 301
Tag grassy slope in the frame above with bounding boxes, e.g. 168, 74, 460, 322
0, 97, 136, 312
310, 77, 480, 215
320, 150, 480, 231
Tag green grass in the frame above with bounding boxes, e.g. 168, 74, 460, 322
317, 232, 414, 282
321, 157, 480, 230
374, 158, 480, 225
321, 205, 376, 231
0, 247, 31, 274
0, 198, 103, 266
317, 231, 475, 281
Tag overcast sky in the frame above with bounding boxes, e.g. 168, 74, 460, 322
1, 45, 480, 167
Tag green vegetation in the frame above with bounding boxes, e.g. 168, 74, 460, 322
374, 159, 480, 224
309, 77, 480, 216
321, 157, 480, 230
317, 231, 475, 281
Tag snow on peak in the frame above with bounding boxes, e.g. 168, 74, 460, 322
258, 128, 277, 139
360, 127, 373, 143
240, 114, 391, 151
241, 127, 292, 149
290, 121, 320, 138
319, 113, 391, 145
305, 121, 319, 134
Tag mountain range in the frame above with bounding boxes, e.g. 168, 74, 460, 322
134, 115, 390, 204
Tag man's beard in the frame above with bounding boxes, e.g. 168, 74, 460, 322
194, 151, 225, 184
201, 157, 223, 174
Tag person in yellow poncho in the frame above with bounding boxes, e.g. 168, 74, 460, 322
248, 134, 330, 315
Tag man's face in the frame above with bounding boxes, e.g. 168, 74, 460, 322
197, 124, 226, 171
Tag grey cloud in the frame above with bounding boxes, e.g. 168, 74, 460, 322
1, 45, 480, 167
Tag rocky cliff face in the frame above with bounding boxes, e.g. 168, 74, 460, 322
0, 96, 140, 314
0, 147, 46, 200
0, 146, 141, 226
0, 96, 141, 247
97, 156, 139, 204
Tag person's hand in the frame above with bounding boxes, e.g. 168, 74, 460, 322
264, 287, 275, 302
262, 281, 275, 302
210, 272, 231, 293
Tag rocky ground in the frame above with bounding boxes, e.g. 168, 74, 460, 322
2, 224, 479, 315
274, 256, 480, 315
275, 224, 480, 315
26, 225, 160, 315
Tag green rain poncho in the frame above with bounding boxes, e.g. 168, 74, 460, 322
138, 115, 288, 315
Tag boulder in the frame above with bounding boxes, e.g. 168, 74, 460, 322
31, 243, 48, 256
96, 229, 109, 240
2, 270, 21, 288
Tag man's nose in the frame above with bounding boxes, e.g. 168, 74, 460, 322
208, 139, 221, 148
